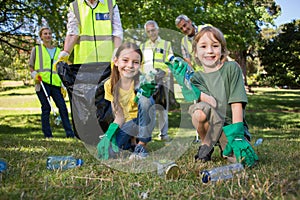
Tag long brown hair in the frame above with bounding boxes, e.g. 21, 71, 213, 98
192, 26, 228, 65
110, 42, 143, 111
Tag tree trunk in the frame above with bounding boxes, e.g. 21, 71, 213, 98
233, 50, 253, 93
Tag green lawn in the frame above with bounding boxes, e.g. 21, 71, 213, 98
0, 85, 299, 199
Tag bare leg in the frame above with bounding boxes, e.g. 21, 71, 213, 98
191, 109, 209, 144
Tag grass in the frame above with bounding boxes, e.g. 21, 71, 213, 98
0, 84, 299, 199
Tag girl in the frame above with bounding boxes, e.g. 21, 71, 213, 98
188, 26, 258, 167
99, 42, 156, 160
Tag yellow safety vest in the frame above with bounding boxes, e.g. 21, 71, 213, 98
34, 45, 61, 87
181, 25, 202, 58
141, 39, 172, 71
71, 0, 115, 64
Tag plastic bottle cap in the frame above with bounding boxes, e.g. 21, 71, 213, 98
168, 54, 175, 61
76, 159, 84, 166
200, 170, 210, 183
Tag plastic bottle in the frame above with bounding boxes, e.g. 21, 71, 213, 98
254, 138, 263, 147
46, 156, 83, 170
54, 115, 62, 126
134, 70, 157, 102
154, 159, 180, 180
168, 55, 194, 90
200, 163, 244, 183
0, 160, 7, 173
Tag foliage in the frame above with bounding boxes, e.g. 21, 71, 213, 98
0, 86, 299, 199
258, 20, 300, 88
118, 0, 281, 82
0, 0, 286, 82
0, 0, 71, 80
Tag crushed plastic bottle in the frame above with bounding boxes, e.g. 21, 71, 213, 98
46, 156, 83, 170
54, 115, 62, 126
200, 163, 244, 183
254, 138, 263, 147
168, 55, 194, 90
0, 160, 7, 173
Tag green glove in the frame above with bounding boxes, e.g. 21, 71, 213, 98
182, 84, 201, 102
134, 73, 157, 103
222, 122, 259, 167
165, 59, 187, 86
165, 58, 201, 102
97, 123, 119, 160
134, 83, 157, 103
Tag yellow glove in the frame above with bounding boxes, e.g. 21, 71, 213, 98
31, 71, 42, 84
53, 51, 70, 71
61, 84, 67, 98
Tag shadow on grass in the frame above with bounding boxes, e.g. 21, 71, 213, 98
0, 114, 72, 139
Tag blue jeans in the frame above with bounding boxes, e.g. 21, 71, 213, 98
116, 96, 155, 150
36, 82, 74, 138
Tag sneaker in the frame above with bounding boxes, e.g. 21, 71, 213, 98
195, 145, 214, 163
160, 135, 171, 142
129, 144, 148, 160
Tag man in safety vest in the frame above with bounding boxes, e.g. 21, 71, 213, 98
56, 0, 123, 143
58, 0, 123, 64
140, 20, 175, 141
29, 27, 74, 138
175, 14, 209, 69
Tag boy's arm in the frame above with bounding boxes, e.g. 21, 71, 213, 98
231, 103, 243, 123
200, 93, 217, 108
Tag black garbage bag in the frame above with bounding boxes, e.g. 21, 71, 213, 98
152, 68, 168, 109
57, 62, 114, 145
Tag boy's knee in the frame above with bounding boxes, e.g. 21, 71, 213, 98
192, 109, 207, 123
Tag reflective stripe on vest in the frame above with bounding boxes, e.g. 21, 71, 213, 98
34, 45, 61, 87
141, 40, 171, 70
71, 0, 115, 64
182, 25, 202, 56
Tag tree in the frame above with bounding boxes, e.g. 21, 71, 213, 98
1, 0, 281, 82
0, 0, 71, 80
118, 0, 281, 87
258, 20, 300, 88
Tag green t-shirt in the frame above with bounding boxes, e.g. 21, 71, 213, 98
191, 61, 247, 124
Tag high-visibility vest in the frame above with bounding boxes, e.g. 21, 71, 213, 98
34, 45, 61, 87
71, 0, 115, 64
181, 25, 202, 57
141, 39, 172, 71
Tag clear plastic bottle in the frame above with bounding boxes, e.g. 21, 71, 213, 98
134, 70, 157, 102
168, 55, 194, 90
254, 138, 263, 146
200, 163, 244, 183
54, 115, 61, 126
46, 156, 83, 170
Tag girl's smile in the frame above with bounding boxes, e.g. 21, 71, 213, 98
114, 49, 141, 79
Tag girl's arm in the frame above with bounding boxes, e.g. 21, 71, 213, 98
111, 102, 125, 127
231, 102, 243, 123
